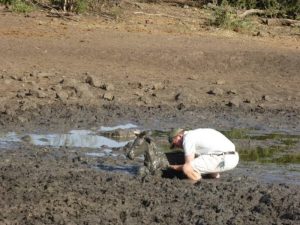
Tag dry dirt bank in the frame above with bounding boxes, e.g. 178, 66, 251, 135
0, 11, 299, 132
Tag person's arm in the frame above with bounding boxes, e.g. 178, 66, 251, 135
169, 154, 195, 171
185, 154, 195, 164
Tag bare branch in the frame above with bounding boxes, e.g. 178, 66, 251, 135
238, 9, 266, 18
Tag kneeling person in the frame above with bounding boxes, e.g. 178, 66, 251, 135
169, 128, 239, 181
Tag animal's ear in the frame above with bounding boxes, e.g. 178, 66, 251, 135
133, 130, 141, 137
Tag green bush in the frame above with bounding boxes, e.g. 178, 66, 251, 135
0, 0, 11, 4
74, 0, 88, 13
50, 0, 89, 13
212, 1, 254, 32
223, 0, 299, 19
12, 0, 34, 13
0, 0, 34, 12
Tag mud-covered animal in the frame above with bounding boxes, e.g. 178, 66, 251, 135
126, 131, 169, 177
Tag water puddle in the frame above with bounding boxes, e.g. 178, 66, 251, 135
0, 131, 129, 149
0, 123, 137, 149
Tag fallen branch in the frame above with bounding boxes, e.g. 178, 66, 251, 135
47, 9, 79, 22
263, 18, 300, 27
238, 9, 266, 18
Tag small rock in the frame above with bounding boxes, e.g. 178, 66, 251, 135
207, 88, 224, 96
244, 98, 255, 104
129, 81, 145, 89
174, 92, 197, 104
101, 83, 114, 91
16, 91, 27, 98
177, 103, 185, 110
175, 93, 181, 101
85, 74, 102, 88
37, 90, 47, 98
138, 96, 151, 104
152, 82, 164, 90
103, 93, 114, 101
20, 100, 38, 111
257, 103, 265, 109
10, 75, 19, 80
62, 78, 79, 88
75, 84, 93, 98
227, 89, 237, 95
17, 116, 27, 123
215, 80, 225, 85
134, 91, 144, 97
187, 75, 197, 80
228, 97, 241, 107
262, 95, 271, 101
37, 72, 51, 78
27, 81, 37, 86
56, 90, 69, 102
52, 85, 62, 92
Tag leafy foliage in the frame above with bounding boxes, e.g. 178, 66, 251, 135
0, 0, 34, 12
211, 1, 255, 32
222, 0, 300, 19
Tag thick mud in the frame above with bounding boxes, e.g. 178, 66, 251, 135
1, 126, 300, 224
1, 144, 300, 225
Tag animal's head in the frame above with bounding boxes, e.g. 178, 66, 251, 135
126, 130, 152, 160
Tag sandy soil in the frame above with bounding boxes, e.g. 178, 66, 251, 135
0, 5, 300, 224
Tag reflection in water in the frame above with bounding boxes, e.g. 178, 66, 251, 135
29, 133, 129, 148
99, 123, 137, 132
0, 130, 133, 149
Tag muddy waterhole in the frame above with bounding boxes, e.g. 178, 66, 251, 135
1, 123, 299, 185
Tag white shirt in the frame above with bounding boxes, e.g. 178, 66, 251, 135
183, 128, 235, 156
